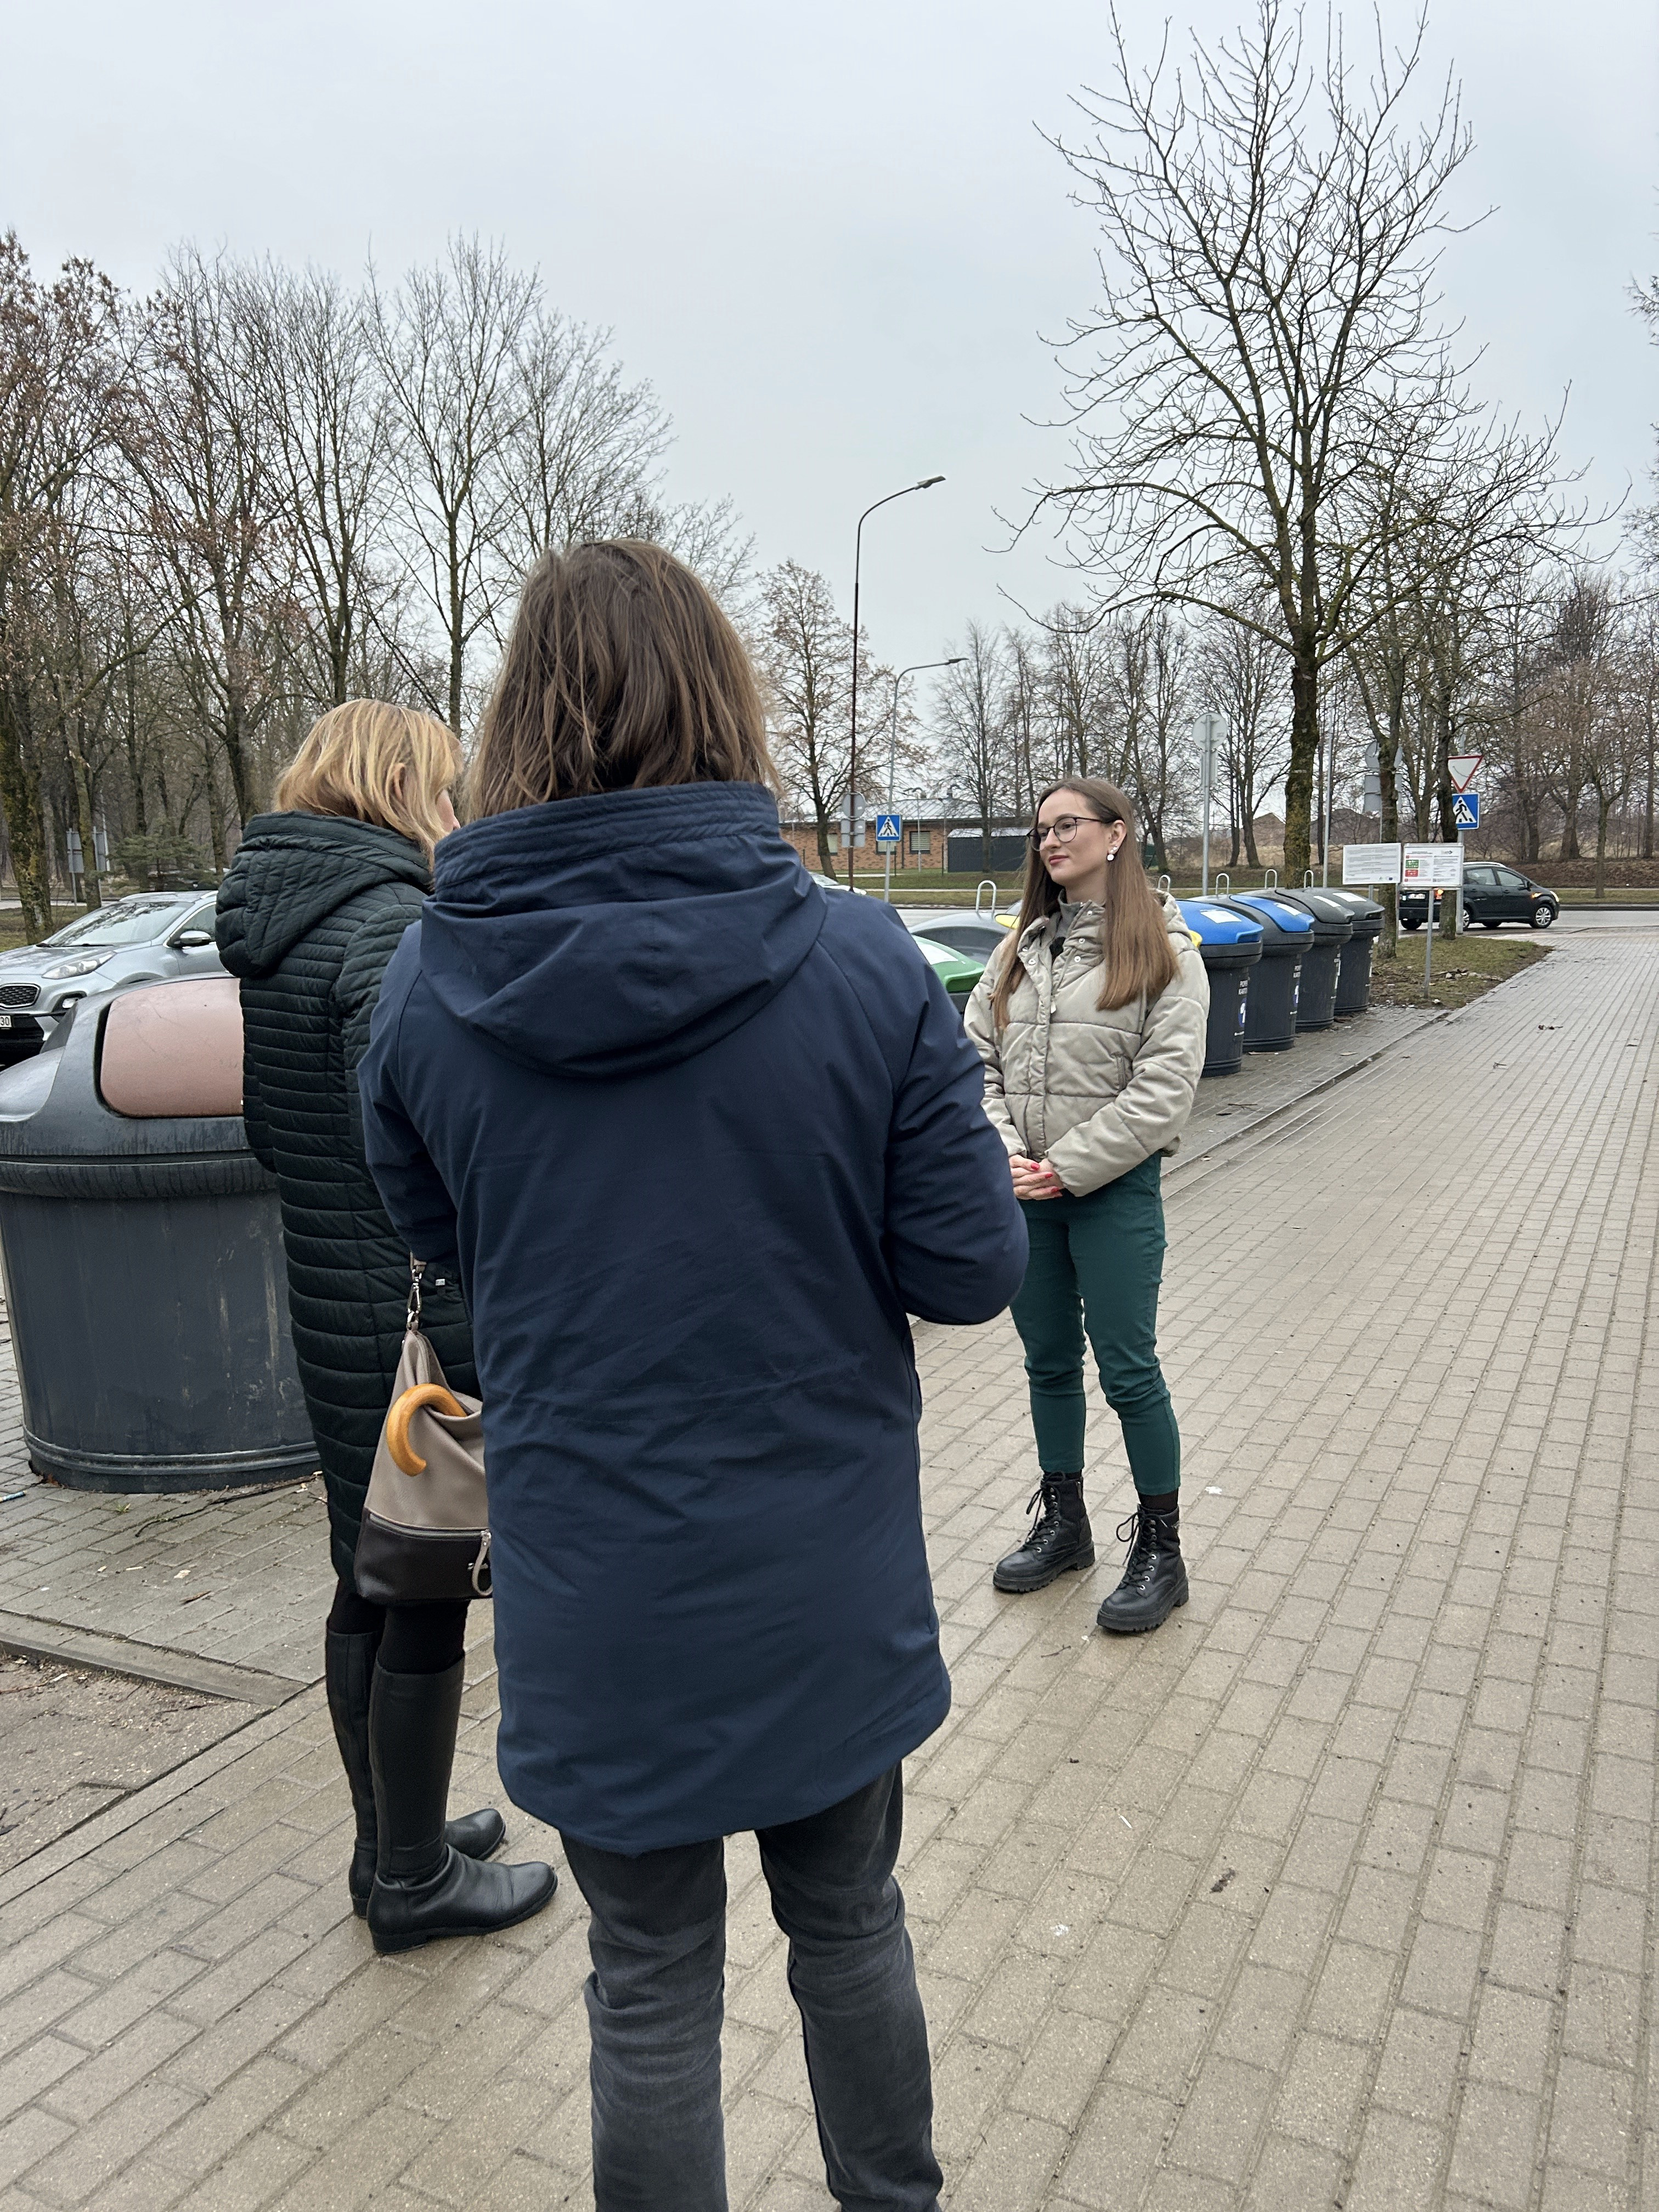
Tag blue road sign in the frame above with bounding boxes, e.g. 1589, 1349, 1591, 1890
875, 812, 902, 849
1453, 791, 1480, 830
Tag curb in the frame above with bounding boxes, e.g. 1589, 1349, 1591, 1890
0, 1606, 312, 1707
1166, 1007, 1455, 1194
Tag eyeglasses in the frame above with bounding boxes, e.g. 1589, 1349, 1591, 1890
1030, 812, 1113, 850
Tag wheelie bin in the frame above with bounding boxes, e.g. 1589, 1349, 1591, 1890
1262, 889, 1353, 1032
1216, 895, 1311, 1052
1177, 900, 1263, 1077
1313, 890, 1385, 1015
0, 977, 314, 1492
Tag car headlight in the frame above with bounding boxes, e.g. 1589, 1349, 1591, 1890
42, 952, 112, 979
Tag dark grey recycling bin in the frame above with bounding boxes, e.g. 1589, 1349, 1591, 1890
1271, 890, 1354, 1032
1317, 890, 1385, 1015
0, 984, 314, 1492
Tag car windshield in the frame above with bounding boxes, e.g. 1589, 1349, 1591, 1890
42, 898, 199, 949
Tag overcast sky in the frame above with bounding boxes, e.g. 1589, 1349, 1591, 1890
5, 0, 1655, 711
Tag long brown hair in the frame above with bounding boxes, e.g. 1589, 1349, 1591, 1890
468, 540, 776, 815
274, 701, 460, 862
990, 777, 1178, 1028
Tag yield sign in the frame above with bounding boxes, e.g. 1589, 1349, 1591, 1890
1448, 753, 1483, 792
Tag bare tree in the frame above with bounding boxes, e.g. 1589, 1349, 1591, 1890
246, 261, 391, 710
937, 625, 1013, 868
128, 246, 295, 847
1038, 603, 1113, 782
755, 561, 857, 878
1030, 0, 1475, 880
1198, 606, 1287, 867
0, 236, 129, 933
373, 237, 535, 733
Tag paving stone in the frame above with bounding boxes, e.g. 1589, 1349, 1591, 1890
1, 918, 1656, 2207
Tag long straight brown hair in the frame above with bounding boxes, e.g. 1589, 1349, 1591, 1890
468, 540, 776, 814
990, 777, 1179, 1028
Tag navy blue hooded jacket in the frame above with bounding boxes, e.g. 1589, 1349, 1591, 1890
358, 781, 1026, 1853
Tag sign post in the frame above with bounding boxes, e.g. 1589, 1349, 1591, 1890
1446, 755, 1482, 935
876, 812, 903, 903
1195, 713, 1221, 895
1402, 842, 1463, 988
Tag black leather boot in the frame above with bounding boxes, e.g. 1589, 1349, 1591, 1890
324, 1630, 509, 1918
365, 1657, 557, 1955
992, 1474, 1095, 1593
1095, 1494, 1188, 1634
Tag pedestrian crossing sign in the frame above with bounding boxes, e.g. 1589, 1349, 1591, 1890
875, 813, 902, 848
1453, 791, 1480, 830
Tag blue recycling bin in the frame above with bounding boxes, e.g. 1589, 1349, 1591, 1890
1178, 900, 1263, 1077
1221, 895, 1313, 1052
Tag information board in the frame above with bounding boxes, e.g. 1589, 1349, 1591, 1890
1342, 843, 1402, 885
1402, 842, 1463, 888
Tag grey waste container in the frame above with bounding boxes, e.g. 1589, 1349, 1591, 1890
1221, 895, 1312, 1052
1314, 890, 1385, 1015
1269, 890, 1354, 1032
0, 978, 315, 1493
1177, 899, 1263, 1077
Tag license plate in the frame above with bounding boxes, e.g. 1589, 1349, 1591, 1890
0, 1015, 12, 1029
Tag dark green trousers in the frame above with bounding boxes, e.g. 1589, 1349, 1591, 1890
1010, 1153, 1181, 1495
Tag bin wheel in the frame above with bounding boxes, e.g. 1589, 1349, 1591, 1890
1402, 918, 1420, 932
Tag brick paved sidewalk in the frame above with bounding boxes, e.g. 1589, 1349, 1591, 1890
1, 919, 1655, 2210
0, 998, 1434, 1703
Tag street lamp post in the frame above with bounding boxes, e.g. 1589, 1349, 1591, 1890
848, 476, 943, 885
882, 657, 964, 902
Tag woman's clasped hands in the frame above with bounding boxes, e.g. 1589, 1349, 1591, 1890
1010, 1154, 1065, 1202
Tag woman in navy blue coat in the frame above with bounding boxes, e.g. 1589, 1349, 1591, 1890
359, 541, 1025, 2212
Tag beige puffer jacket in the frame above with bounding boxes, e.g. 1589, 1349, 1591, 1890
964, 891, 1209, 1195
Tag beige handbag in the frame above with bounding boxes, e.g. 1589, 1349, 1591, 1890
355, 1261, 492, 1604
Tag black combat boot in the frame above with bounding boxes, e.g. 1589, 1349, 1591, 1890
1095, 1492, 1188, 1634
992, 1474, 1095, 1593
324, 1630, 509, 1918
365, 1657, 557, 1955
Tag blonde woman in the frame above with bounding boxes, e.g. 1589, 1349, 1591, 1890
216, 702, 555, 1951
966, 777, 1208, 1634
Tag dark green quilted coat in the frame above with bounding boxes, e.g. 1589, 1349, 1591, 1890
216, 812, 478, 1587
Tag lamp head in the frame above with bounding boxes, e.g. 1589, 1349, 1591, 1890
917, 475, 945, 489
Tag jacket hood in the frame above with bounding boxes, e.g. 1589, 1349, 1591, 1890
216, 814, 431, 979
420, 782, 827, 1080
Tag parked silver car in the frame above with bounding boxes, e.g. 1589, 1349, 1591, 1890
0, 891, 224, 1066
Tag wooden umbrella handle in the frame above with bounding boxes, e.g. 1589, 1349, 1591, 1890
386, 1383, 467, 1476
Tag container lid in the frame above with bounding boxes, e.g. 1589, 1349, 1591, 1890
101, 977, 242, 1118
1177, 899, 1264, 947
1229, 893, 1315, 940
1268, 890, 1354, 943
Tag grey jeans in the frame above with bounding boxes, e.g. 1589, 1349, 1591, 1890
560, 1766, 941, 2212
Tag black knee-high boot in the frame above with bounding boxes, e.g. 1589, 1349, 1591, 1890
324, 1630, 508, 1916
365, 1657, 557, 1954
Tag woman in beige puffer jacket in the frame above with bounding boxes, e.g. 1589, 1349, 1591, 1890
964, 776, 1207, 1633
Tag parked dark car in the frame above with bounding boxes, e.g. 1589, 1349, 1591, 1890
0, 891, 225, 1068
1400, 865, 1558, 932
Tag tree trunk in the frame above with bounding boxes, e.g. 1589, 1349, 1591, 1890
69, 743, 101, 912
0, 684, 53, 940
1376, 707, 1402, 960
202, 734, 228, 878
1283, 656, 1318, 882
1594, 795, 1609, 899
